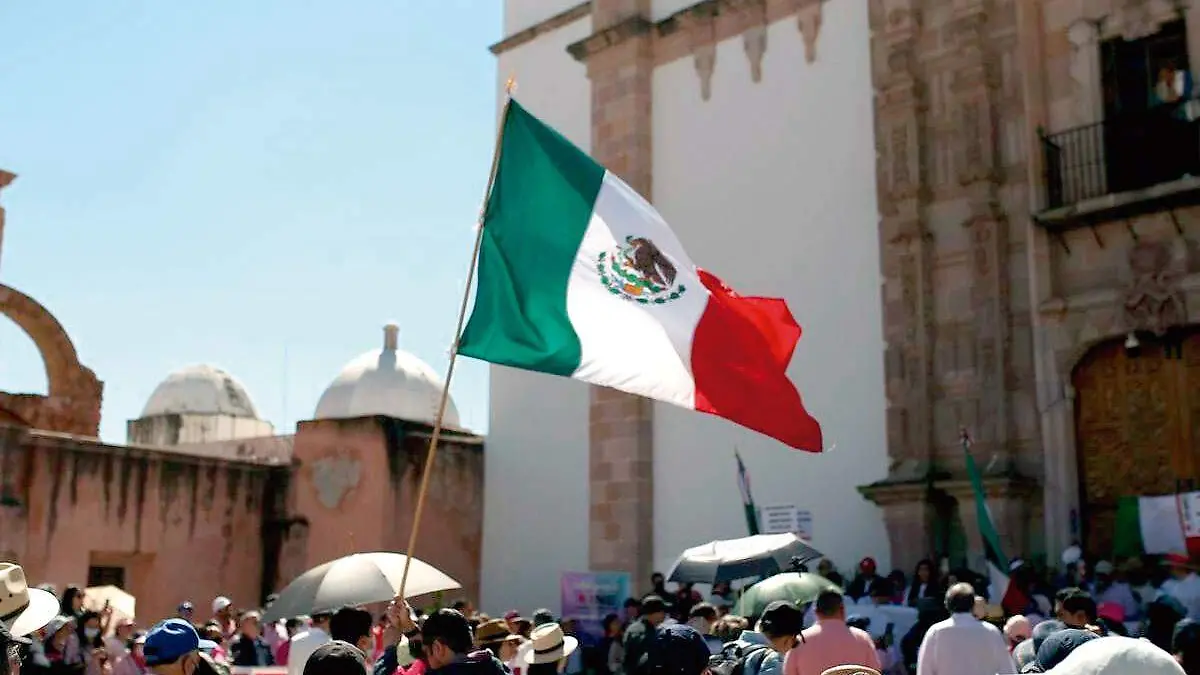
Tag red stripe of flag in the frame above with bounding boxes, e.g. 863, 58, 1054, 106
692, 270, 824, 452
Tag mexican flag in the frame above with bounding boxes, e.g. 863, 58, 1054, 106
962, 432, 1029, 615
458, 99, 823, 452
735, 451, 761, 536
1114, 491, 1200, 559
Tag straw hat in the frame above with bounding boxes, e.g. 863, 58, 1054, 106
0, 563, 59, 637
476, 619, 521, 647
821, 667, 882, 675
522, 623, 578, 665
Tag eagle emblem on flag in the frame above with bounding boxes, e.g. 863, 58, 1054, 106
597, 235, 687, 305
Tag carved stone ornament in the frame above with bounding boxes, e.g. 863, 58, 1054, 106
1123, 241, 1186, 336
312, 454, 362, 510
744, 25, 767, 82
679, 9, 717, 101
1113, 0, 1164, 41
797, 0, 823, 64
695, 44, 716, 100
726, 0, 768, 81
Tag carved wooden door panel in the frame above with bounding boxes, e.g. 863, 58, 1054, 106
1073, 330, 1200, 557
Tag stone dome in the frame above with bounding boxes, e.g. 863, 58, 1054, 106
313, 323, 460, 427
142, 365, 261, 418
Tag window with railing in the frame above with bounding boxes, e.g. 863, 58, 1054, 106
1041, 20, 1199, 211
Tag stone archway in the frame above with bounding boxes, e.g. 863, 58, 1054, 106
0, 284, 102, 436
1071, 327, 1200, 558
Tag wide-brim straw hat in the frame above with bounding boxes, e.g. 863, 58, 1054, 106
0, 563, 60, 637
821, 667, 882, 675
523, 623, 578, 665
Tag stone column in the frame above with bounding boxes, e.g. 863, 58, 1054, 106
875, 487, 938, 572
873, 0, 934, 466
0, 171, 15, 278
570, 0, 657, 592
1040, 370, 1081, 557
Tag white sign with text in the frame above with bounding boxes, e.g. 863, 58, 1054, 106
760, 504, 814, 540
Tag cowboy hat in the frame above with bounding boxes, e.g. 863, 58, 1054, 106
0, 563, 58, 637
523, 623, 578, 665
475, 619, 521, 647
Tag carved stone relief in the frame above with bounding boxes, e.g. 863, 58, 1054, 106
1112, 0, 1164, 41
312, 454, 362, 510
957, 99, 990, 184
1123, 241, 1188, 335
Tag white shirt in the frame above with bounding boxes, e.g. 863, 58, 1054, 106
1162, 573, 1200, 620
916, 613, 1015, 675
287, 627, 331, 675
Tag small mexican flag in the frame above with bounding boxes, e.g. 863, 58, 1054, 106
458, 99, 823, 452
1114, 491, 1200, 559
735, 451, 760, 536
962, 431, 1029, 615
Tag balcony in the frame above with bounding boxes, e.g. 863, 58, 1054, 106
1037, 99, 1200, 228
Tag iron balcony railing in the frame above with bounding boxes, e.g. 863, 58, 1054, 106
1040, 98, 1200, 211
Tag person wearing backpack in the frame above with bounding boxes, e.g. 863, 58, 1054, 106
623, 598, 670, 675
710, 602, 804, 675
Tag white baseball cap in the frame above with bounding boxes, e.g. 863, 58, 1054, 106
212, 596, 232, 613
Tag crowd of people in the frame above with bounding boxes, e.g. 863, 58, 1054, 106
1, 547, 1199, 675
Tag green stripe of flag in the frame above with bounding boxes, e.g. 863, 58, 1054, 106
964, 438, 1008, 569
1113, 496, 1146, 559
457, 100, 605, 375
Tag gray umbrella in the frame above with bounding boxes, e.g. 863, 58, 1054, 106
666, 533, 823, 585
262, 552, 460, 623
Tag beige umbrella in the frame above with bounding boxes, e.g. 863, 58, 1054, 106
261, 551, 460, 623
83, 585, 136, 622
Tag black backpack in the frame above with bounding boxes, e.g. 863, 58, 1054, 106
707, 642, 771, 675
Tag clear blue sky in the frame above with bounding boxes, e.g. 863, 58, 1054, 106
0, 1, 502, 442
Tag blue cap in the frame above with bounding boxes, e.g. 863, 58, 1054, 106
143, 619, 217, 666
1035, 628, 1098, 671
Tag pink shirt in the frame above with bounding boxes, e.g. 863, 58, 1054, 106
784, 619, 880, 675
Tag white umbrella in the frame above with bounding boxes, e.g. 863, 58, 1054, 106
666, 533, 823, 585
83, 586, 137, 622
261, 552, 460, 623
845, 603, 918, 641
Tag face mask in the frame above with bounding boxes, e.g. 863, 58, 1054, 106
84, 629, 100, 640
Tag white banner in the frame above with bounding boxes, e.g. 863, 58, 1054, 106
760, 505, 814, 540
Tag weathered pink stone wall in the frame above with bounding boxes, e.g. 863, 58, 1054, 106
290, 417, 483, 604
0, 427, 274, 623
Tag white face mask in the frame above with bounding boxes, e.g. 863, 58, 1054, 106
84, 628, 100, 639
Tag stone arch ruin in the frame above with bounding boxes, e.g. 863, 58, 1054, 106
0, 283, 102, 436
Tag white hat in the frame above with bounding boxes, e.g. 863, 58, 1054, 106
212, 596, 232, 613
1061, 546, 1082, 566
522, 623, 578, 665
1094, 560, 1114, 575
0, 563, 60, 637
1047, 636, 1184, 674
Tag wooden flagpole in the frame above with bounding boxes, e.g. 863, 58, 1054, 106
396, 80, 516, 600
